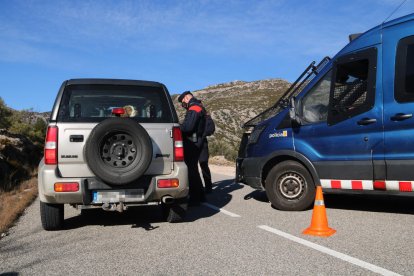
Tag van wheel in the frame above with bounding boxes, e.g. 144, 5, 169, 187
40, 201, 64, 230
265, 161, 315, 211
161, 202, 187, 223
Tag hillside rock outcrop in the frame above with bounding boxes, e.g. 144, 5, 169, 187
0, 129, 42, 191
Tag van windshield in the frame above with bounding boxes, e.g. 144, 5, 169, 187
243, 57, 331, 128
57, 84, 173, 123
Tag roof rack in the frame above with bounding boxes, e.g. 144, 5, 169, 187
242, 56, 331, 128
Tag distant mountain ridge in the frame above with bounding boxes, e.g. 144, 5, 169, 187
172, 78, 290, 160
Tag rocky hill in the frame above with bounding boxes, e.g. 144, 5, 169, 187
172, 79, 290, 160
0, 99, 46, 191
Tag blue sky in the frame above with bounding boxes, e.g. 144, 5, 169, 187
1, 0, 413, 112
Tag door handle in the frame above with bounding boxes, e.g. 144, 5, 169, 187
357, 118, 377, 125
391, 113, 413, 121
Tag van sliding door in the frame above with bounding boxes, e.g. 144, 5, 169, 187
383, 23, 414, 181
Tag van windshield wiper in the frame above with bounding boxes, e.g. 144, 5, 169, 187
243, 56, 331, 128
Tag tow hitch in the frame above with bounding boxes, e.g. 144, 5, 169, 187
102, 202, 128, 212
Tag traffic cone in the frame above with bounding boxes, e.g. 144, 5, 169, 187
303, 186, 336, 237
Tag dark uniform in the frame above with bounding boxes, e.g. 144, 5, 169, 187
179, 96, 206, 205
199, 139, 212, 193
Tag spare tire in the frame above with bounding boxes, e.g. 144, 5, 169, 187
85, 117, 152, 185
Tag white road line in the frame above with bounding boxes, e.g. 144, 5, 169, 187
258, 225, 401, 276
202, 203, 241, 218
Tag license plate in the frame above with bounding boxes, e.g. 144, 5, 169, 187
92, 189, 144, 203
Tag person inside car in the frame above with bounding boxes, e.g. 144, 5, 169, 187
122, 105, 137, 117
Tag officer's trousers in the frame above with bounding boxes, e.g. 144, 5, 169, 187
199, 141, 212, 191
183, 139, 204, 203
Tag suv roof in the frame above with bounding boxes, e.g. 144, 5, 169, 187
66, 78, 165, 87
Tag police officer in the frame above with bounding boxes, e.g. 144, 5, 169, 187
178, 91, 206, 205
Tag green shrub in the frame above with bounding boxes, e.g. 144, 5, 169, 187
0, 97, 12, 129
209, 139, 238, 162
9, 114, 46, 145
30, 118, 47, 144
0, 99, 46, 146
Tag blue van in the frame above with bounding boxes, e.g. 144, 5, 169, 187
236, 13, 414, 211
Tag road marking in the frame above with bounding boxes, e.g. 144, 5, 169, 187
258, 225, 401, 276
202, 203, 241, 218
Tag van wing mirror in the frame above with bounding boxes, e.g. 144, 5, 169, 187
289, 97, 301, 126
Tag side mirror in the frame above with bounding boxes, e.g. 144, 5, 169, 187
289, 97, 301, 126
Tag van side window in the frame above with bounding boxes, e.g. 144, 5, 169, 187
328, 47, 377, 125
395, 36, 414, 102
301, 70, 332, 124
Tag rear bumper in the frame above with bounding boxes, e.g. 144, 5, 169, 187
236, 157, 264, 190
38, 159, 189, 204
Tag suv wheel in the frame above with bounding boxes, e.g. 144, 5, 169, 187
161, 202, 187, 223
265, 161, 315, 211
40, 201, 64, 230
85, 118, 153, 185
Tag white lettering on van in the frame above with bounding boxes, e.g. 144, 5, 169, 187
269, 130, 288, 139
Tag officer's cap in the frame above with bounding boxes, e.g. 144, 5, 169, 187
178, 91, 193, 103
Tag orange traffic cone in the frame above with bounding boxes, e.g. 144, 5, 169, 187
303, 186, 336, 237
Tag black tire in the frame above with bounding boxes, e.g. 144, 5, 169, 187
265, 161, 315, 211
161, 202, 188, 223
84, 117, 153, 185
80, 208, 92, 216
40, 201, 64, 231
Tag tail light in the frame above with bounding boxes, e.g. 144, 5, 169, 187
157, 179, 179, 188
54, 182, 79, 192
173, 127, 184, 161
45, 126, 58, 165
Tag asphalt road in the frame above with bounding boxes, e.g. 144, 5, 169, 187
1, 170, 414, 275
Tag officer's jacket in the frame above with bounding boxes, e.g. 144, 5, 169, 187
180, 98, 205, 139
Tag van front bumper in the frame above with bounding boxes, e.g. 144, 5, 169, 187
236, 157, 264, 190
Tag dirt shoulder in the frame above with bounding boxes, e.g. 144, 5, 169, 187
0, 178, 38, 238
208, 164, 236, 177
208, 156, 236, 177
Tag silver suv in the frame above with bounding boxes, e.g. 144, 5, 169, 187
38, 79, 188, 230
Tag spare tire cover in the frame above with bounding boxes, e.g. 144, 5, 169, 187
85, 117, 152, 185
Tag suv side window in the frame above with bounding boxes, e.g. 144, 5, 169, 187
300, 70, 332, 124
395, 35, 414, 102
328, 47, 377, 125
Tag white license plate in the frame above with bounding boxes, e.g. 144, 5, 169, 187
92, 189, 144, 203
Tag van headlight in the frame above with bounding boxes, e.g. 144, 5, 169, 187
248, 124, 267, 144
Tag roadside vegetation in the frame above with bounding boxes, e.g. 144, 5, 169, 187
0, 97, 47, 146
0, 178, 38, 235
0, 97, 45, 235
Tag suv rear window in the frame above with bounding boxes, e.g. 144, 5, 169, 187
57, 84, 173, 123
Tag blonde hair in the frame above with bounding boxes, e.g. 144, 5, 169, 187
123, 105, 137, 117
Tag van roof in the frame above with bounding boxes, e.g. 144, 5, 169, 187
335, 12, 414, 58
